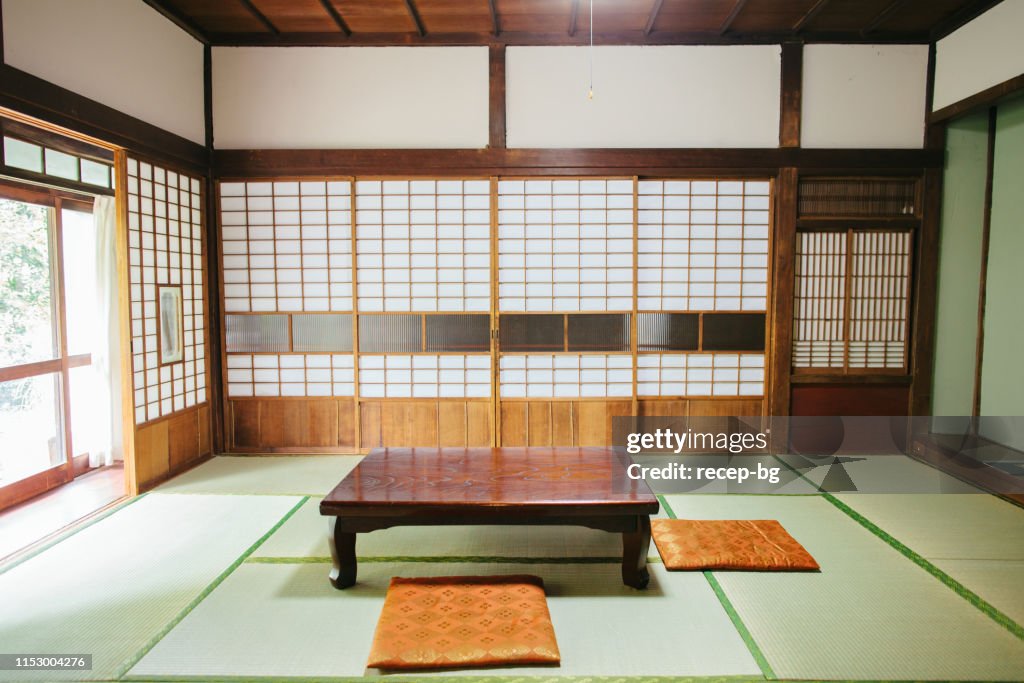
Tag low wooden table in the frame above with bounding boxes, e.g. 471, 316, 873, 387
320, 447, 659, 589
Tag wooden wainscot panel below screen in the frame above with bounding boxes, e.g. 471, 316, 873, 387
135, 404, 212, 490
359, 401, 491, 449
790, 385, 910, 417
499, 400, 632, 447
230, 399, 357, 452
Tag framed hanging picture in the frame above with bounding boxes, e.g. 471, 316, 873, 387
158, 284, 184, 364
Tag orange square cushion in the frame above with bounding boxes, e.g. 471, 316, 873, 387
366, 575, 561, 670
652, 519, 819, 571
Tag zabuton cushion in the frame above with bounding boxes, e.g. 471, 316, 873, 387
366, 575, 561, 670
651, 519, 819, 571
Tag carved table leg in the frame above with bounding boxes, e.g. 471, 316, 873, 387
327, 517, 357, 589
621, 515, 651, 589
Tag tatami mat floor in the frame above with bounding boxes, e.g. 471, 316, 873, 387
1, 454, 1023, 682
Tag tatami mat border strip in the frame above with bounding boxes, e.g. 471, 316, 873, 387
655, 495, 776, 680
824, 493, 1024, 641
119, 676, 770, 683
114, 496, 311, 679
245, 555, 646, 565
0, 493, 149, 578
156, 491, 324, 497
770, 456, 1024, 642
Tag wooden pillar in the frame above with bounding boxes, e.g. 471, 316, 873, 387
489, 45, 506, 150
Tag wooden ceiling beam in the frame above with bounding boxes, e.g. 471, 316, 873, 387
644, 0, 666, 36
403, 0, 426, 37
214, 147, 943, 178
793, 0, 832, 34
204, 29, 933, 47
489, 0, 501, 37
318, 0, 351, 37
862, 0, 910, 35
569, 0, 580, 37
719, 0, 750, 35
139, 0, 210, 44
237, 0, 280, 35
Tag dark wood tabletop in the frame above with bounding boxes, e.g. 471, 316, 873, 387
319, 447, 659, 590
320, 447, 659, 513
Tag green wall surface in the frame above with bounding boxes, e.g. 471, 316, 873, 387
932, 111, 989, 416
980, 96, 1024, 448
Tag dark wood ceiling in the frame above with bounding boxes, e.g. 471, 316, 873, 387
145, 0, 1002, 46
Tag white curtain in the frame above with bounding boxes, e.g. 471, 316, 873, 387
90, 196, 122, 467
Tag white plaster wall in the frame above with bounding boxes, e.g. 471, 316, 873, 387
3, 0, 205, 144
934, 0, 1024, 111
802, 44, 928, 149
505, 45, 781, 148
212, 47, 489, 149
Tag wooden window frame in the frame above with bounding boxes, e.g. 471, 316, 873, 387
0, 180, 97, 510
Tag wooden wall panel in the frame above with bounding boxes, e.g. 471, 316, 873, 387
232, 400, 262, 449
499, 400, 631, 447
527, 404, 552, 446
167, 412, 199, 470
465, 402, 492, 446
229, 399, 357, 451
261, 400, 339, 448
500, 403, 528, 447
135, 403, 213, 491
638, 400, 688, 416
198, 405, 211, 456
357, 400, 491, 450
551, 402, 575, 445
688, 399, 763, 417
338, 402, 357, 449
134, 420, 169, 487
791, 385, 910, 417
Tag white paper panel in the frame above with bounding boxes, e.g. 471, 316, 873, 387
219, 180, 352, 313
358, 354, 490, 398
638, 179, 770, 312
498, 178, 634, 312
637, 353, 764, 397
499, 354, 632, 398
226, 353, 354, 398
127, 157, 207, 424
355, 179, 490, 312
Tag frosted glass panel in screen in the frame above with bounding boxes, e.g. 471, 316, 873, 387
498, 179, 634, 312
355, 179, 490, 312
219, 180, 353, 313
637, 180, 770, 312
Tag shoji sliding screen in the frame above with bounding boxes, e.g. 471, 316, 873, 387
125, 156, 212, 480
496, 179, 635, 445
635, 180, 770, 413
219, 179, 358, 450
217, 174, 774, 452
354, 180, 492, 448
792, 178, 916, 374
